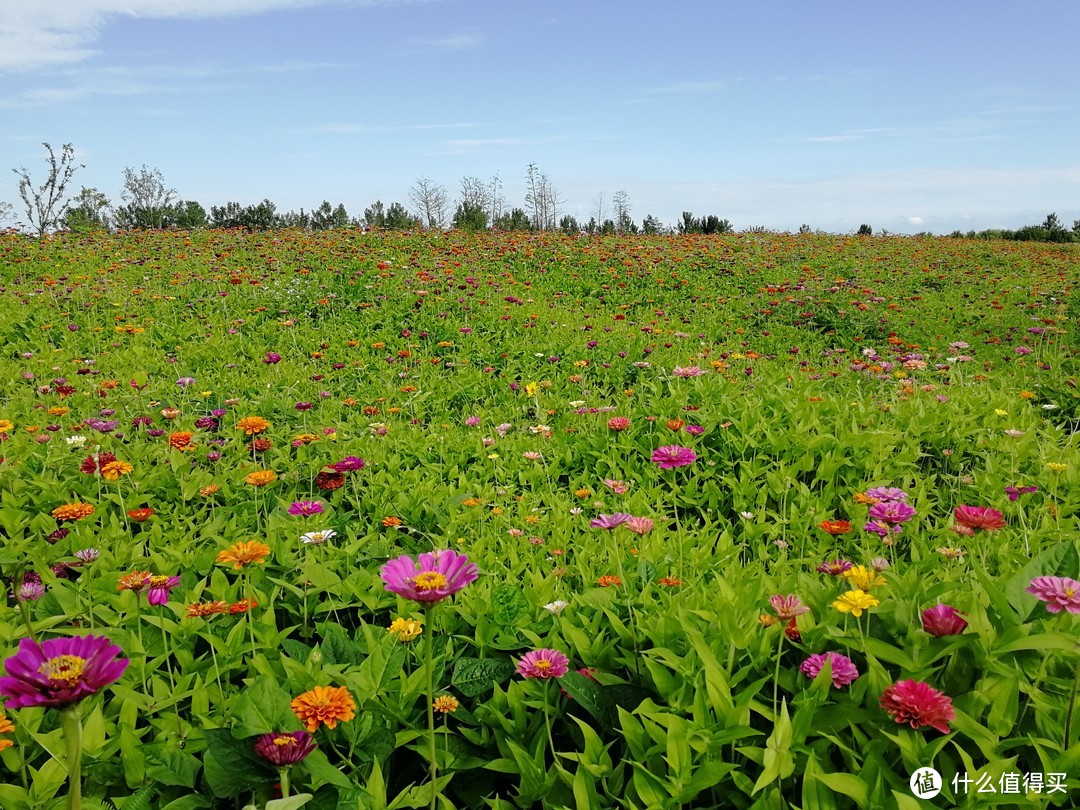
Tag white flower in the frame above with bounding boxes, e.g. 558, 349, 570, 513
66, 435, 88, 448
739, 511, 755, 519
569, 400, 586, 408
1042, 403, 1058, 410
301, 529, 336, 545
542, 600, 569, 615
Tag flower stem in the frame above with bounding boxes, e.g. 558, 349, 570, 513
773, 629, 784, 718
14, 570, 36, 642
424, 604, 438, 810
1064, 657, 1080, 750
542, 679, 556, 763
60, 705, 83, 810
279, 766, 291, 798
133, 597, 147, 694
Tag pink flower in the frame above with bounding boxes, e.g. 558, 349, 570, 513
816, 559, 854, 576
516, 649, 570, 679
589, 513, 632, 530
652, 445, 697, 469
868, 501, 916, 525
607, 417, 631, 431
380, 550, 478, 603
768, 594, 810, 620
880, 680, 955, 734
602, 479, 630, 494
624, 516, 655, 535
145, 574, 181, 606
799, 652, 860, 688
953, 505, 1006, 532
921, 605, 968, 636
1026, 576, 1080, 614
287, 500, 325, 517
0, 635, 130, 709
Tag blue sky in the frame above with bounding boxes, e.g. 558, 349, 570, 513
2, 0, 1078, 234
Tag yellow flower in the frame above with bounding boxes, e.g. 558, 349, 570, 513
0, 419, 13, 433
244, 470, 277, 487
388, 617, 423, 642
994, 409, 1008, 416
216, 541, 271, 569
832, 589, 879, 618
99, 460, 134, 481
524, 382, 539, 397
1047, 462, 1067, 473
1018, 390, 1035, 399
842, 565, 886, 591
433, 695, 459, 714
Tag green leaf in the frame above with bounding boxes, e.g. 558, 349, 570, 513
490, 583, 529, 626
560, 671, 613, 729
202, 728, 273, 798
451, 657, 516, 697
231, 675, 301, 738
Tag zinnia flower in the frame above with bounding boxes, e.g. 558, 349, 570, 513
0, 635, 129, 709
651, 445, 697, 469
880, 680, 955, 734
216, 541, 271, 569
145, 574, 181, 606
589, 513, 632, 530
868, 501, 916, 525
864, 487, 908, 503
236, 416, 270, 435
816, 559, 854, 576
300, 529, 336, 545
254, 730, 317, 766
799, 652, 860, 688
433, 695, 459, 714
52, 502, 95, 522
1005, 485, 1038, 501
380, 550, 478, 603
832, 589, 879, 617
244, 470, 277, 487
769, 594, 811, 620
1026, 576, 1080, 614
624, 516, 655, 535
596, 575, 622, 587
842, 565, 886, 591
953, 505, 1006, 532
818, 520, 852, 535
290, 685, 356, 732
288, 500, 325, 517
387, 617, 423, 642
117, 571, 151, 592
516, 649, 570, 679
921, 605, 969, 636
607, 417, 631, 431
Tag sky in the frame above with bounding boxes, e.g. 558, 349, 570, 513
1, 0, 1078, 234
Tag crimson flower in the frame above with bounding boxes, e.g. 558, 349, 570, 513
0, 635, 129, 709
880, 680, 955, 734
799, 652, 860, 688
254, 730, 317, 766
953, 505, 1006, 532
921, 605, 968, 636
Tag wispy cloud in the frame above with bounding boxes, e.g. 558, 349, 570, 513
304, 121, 483, 135
429, 135, 569, 155
0, 0, 433, 73
648, 81, 726, 96
395, 30, 484, 52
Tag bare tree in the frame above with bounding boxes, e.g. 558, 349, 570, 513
12, 142, 83, 235
409, 176, 448, 229
0, 200, 12, 224
488, 173, 504, 224
458, 175, 490, 212
592, 191, 606, 227
525, 163, 563, 230
612, 189, 632, 233
116, 165, 176, 229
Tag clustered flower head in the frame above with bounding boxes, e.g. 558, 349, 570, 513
769, 594, 810, 620
953, 505, 1006, 533
254, 730, 316, 767
799, 652, 860, 688
290, 685, 356, 732
880, 680, 955, 734
921, 604, 968, 636
0, 635, 129, 709
380, 550, 478, 603
651, 445, 697, 469
1026, 576, 1080, 614
516, 648, 570, 679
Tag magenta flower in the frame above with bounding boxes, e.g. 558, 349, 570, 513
334, 456, 365, 472
864, 520, 902, 538
799, 652, 860, 688
254, 730, 317, 766
880, 680, 955, 734
1005, 485, 1038, 502
768, 594, 811, 620
921, 604, 968, 636
287, 500, 325, 518
652, 445, 697, 469
868, 501, 916, 525
380, 550, 478, 603
262, 352, 282, 364
816, 559, 854, 576
145, 575, 181, 606
1026, 576, 1080, 614
0, 635, 129, 709
864, 487, 908, 503
953, 505, 1006, 532
464, 416, 481, 427
516, 649, 570, 679
589, 513, 632, 530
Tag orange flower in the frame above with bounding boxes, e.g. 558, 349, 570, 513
597, 575, 622, 588
818, 519, 852, 535
160, 407, 181, 419
657, 576, 681, 587
199, 484, 219, 497
382, 516, 402, 527
185, 601, 230, 618
117, 570, 151, 592
100, 460, 134, 481
229, 598, 258, 614
291, 686, 356, 732
216, 541, 271, 569
665, 419, 686, 431
236, 416, 270, 435
51, 502, 95, 522
168, 432, 195, 451
127, 507, 154, 522
244, 470, 277, 487
853, 492, 878, 506
0, 715, 13, 751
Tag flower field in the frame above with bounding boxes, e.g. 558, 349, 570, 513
0, 227, 1078, 809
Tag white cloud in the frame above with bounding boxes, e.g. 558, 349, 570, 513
396, 31, 483, 52
0, 0, 430, 72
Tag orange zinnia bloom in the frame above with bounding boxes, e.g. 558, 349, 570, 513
216, 541, 271, 569
51, 502, 96, 522
199, 484, 219, 497
169, 432, 195, 450
117, 570, 151, 592
818, 519, 852, 535
127, 507, 154, 522
236, 416, 270, 435
381, 516, 402, 527
244, 470, 277, 487
291, 686, 356, 732
597, 575, 622, 588
100, 460, 134, 481
185, 600, 230, 618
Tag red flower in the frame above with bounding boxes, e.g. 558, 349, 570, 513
880, 680, 955, 734
818, 520, 852, 535
314, 468, 345, 490
953, 505, 1006, 532
80, 452, 116, 475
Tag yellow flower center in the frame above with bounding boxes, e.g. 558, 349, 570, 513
1066, 588, 1076, 598
534, 660, 553, 671
412, 572, 448, 591
148, 575, 170, 588
273, 736, 297, 747
39, 655, 87, 687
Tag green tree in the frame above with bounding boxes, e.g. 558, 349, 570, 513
63, 186, 112, 232
363, 200, 386, 229
12, 142, 83, 235
856, 223, 873, 236
116, 165, 176, 229
384, 202, 420, 230
452, 201, 489, 232
558, 214, 579, 234
172, 200, 207, 229
494, 207, 532, 231
210, 201, 244, 229
641, 214, 664, 235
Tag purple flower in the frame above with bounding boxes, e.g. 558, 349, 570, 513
1005, 485, 1038, 502
0, 635, 130, 709
194, 416, 217, 430
652, 445, 698, 469
865, 487, 908, 504
18, 582, 46, 602
254, 730, 317, 766
145, 575, 181, 606
380, 550, 478, 603
176, 377, 196, 387
863, 520, 902, 538
288, 500, 325, 518
294, 402, 313, 411
74, 548, 100, 564
464, 416, 481, 427
816, 559, 854, 576
263, 352, 282, 364
799, 652, 860, 688
589, 513, 632, 530
516, 649, 570, 679
769, 594, 810, 620
921, 605, 968, 637
334, 456, 365, 472
868, 501, 916, 525
684, 425, 704, 436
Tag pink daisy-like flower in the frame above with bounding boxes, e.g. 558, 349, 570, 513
880, 680, 955, 734
1026, 576, 1080, 614
652, 445, 697, 469
254, 730, 317, 767
145, 574, 181, 606
589, 513, 632, 530
768, 594, 811, 620
868, 501, 917, 525
624, 516, 655, 535
921, 604, 969, 636
816, 559, 854, 577
515, 649, 570, 679
799, 652, 860, 688
380, 550, 478, 603
953, 505, 1006, 532
0, 635, 130, 709
287, 500, 325, 518
864, 487, 908, 503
